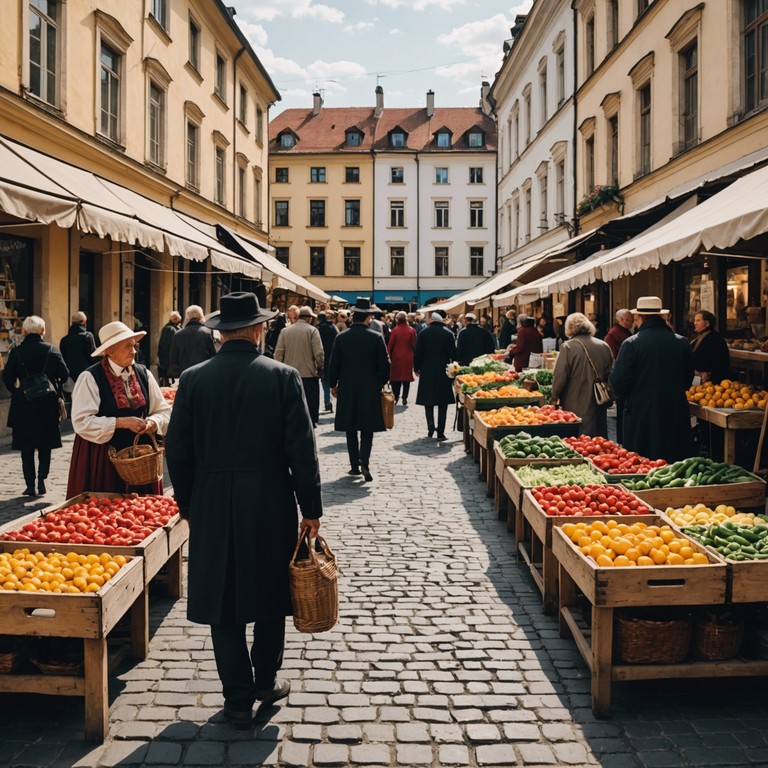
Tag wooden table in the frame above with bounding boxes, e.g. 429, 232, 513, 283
728, 349, 768, 385
689, 402, 764, 465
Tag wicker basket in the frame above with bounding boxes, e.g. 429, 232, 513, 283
615, 613, 693, 664
289, 527, 338, 633
0, 637, 27, 674
29, 637, 84, 676
108, 432, 164, 486
693, 618, 744, 661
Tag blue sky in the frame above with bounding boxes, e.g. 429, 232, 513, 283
235, 0, 533, 115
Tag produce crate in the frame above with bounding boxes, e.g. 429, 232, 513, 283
464, 393, 544, 415
494, 440, 585, 469
632, 473, 766, 511
0, 550, 144, 741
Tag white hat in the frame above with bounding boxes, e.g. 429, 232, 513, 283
465, 312, 477, 322
92, 321, 146, 357
430, 312, 444, 322
631, 296, 668, 315
298, 306, 317, 318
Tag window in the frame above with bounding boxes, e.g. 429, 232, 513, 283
524, 187, 531, 242
585, 135, 595, 191
469, 167, 484, 184
254, 176, 262, 225
237, 164, 246, 217
346, 129, 362, 147
469, 201, 484, 228
310, 246, 325, 275
435, 167, 449, 184
434, 247, 449, 276
215, 53, 226, 101
744, 1, 768, 112
585, 16, 595, 76
344, 247, 361, 276
556, 45, 565, 105
275, 167, 289, 183
608, 115, 619, 185
310, 167, 326, 183
467, 130, 483, 148
274, 200, 289, 227
151, 0, 167, 29
470, 247, 484, 276
148, 81, 165, 167
523, 88, 532, 145
390, 200, 404, 228
639, 83, 652, 175
391, 167, 404, 184
555, 161, 565, 217
345, 167, 360, 183
309, 200, 326, 227
29, 0, 59, 105
214, 145, 226, 205
239, 83, 247, 125
434, 201, 449, 228
513, 109, 520, 155
540, 175, 548, 231
186, 121, 199, 189
188, 17, 201, 71
275, 247, 289, 267
256, 106, 264, 143
608, 0, 619, 49
513, 198, 520, 248
436, 131, 451, 147
100, 44, 121, 142
279, 132, 296, 148
390, 247, 405, 276
345, 200, 361, 226
390, 130, 406, 147
539, 65, 548, 124
681, 41, 699, 150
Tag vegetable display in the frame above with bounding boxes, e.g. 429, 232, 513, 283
499, 433, 581, 460
564, 436, 666, 475
622, 458, 755, 490
683, 522, 768, 560
515, 464, 606, 487
665, 504, 767, 528
479, 405, 580, 428
687, 379, 767, 410
531, 484, 647, 517
519, 369, 554, 387
560, 520, 710, 567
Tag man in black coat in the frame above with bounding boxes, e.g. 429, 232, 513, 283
165, 292, 322, 728
168, 305, 216, 377
610, 296, 694, 462
157, 311, 181, 386
414, 312, 456, 440
498, 309, 517, 349
456, 312, 495, 365
316, 312, 338, 413
59, 311, 96, 384
327, 297, 391, 482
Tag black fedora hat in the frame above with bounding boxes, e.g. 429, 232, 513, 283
352, 296, 375, 313
205, 291, 277, 330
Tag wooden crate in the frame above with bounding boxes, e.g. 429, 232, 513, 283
0, 553, 144, 741
464, 393, 544, 415
632, 473, 767, 511
493, 441, 584, 469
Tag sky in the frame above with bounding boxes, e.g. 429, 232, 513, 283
234, 0, 534, 116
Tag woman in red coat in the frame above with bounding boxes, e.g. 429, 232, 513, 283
387, 311, 417, 404
505, 314, 543, 371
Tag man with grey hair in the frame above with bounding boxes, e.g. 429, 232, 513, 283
498, 308, 517, 348
60, 310, 96, 383
604, 309, 634, 360
169, 305, 216, 377
157, 310, 182, 386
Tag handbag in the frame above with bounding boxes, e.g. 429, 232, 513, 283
289, 525, 338, 633
573, 339, 613, 406
18, 347, 57, 402
381, 384, 395, 429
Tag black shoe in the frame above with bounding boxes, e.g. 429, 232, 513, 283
360, 465, 373, 482
223, 702, 253, 730
325, 403, 333, 412
436, 433, 447, 441
348, 467, 362, 476
23, 486, 37, 497
427, 430, 434, 439
37, 479, 46, 495
402, 398, 407, 406
255, 680, 290, 706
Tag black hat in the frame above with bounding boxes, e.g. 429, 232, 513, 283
352, 297, 375, 313
205, 291, 277, 330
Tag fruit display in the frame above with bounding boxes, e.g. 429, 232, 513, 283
478, 405, 580, 427
531, 484, 648, 517
0, 548, 130, 592
473, 385, 532, 399
160, 387, 176, 404
499, 433, 581, 460
560, 520, 710, 567
665, 504, 768, 528
726, 338, 765, 352
515, 464, 607, 487
683, 522, 768, 560
458, 371, 518, 392
686, 379, 767, 409
622, 458, 756, 490
564, 436, 666, 475
0, 494, 178, 546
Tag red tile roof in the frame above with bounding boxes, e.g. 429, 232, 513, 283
269, 106, 497, 153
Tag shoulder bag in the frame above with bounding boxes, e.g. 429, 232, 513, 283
573, 339, 612, 406
17, 346, 57, 402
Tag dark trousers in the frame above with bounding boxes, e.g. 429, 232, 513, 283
301, 377, 320, 426
391, 381, 410, 402
424, 405, 448, 434
346, 431, 373, 469
321, 379, 332, 408
21, 448, 51, 488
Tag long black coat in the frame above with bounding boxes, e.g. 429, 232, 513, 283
610, 315, 694, 462
456, 323, 495, 365
59, 324, 96, 381
2, 335, 69, 451
414, 322, 456, 407
691, 330, 730, 384
168, 319, 216, 377
165, 340, 322, 625
157, 321, 179, 373
498, 318, 516, 349
317, 319, 338, 380
327, 322, 390, 432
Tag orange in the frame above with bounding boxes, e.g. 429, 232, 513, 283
667, 553, 685, 565
637, 555, 655, 567
679, 546, 694, 560
691, 553, 709, 564
613, 555, 631, 567
625, 548, 640, 562
595, 554, 615, 568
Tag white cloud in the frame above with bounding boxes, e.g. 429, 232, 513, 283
238, 21, 269, 48
241, 0, 344, 23
389, 28, 402, 35
344, 21, 375, 33
437, 14, 511, 58
307, 59, 368, 80
368, 0, 464, 8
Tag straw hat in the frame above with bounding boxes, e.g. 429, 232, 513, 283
631, 296, 668, 315
92, 322, 146, 357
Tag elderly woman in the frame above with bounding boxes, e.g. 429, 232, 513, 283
66, 321, 172, 497
387, 311, 417, 405
551, 312, 614, 437
505, 314, 543, 371
2, 316, 69, 496
691, 310, 730, 384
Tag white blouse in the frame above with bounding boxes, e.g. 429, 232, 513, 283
71, 359, 172, 444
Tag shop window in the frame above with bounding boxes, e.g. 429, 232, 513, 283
726, 265, 751, 331
29, 0, 60, 106
344, 247, 361, 276
0, 237, 33, 369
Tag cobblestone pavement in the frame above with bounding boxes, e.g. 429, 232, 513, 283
1, 392, 768, 767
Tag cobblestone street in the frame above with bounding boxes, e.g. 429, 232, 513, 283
1, 392, 768, 767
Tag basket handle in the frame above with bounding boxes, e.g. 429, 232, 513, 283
133, 431, 160, 452
291, 524, 335, 568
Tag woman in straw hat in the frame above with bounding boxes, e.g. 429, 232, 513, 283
66, 321, 172, 497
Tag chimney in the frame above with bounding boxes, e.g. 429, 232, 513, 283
426, 90, 435, 118
312, 92, 323, 116
479, 81, 492, 116
374, 85, 384, 118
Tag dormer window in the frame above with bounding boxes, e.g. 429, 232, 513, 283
345, 129, 363, 147
467, 129, 484, 148
435, 130, 452, 148
279, 131, 297, 148
389, 129, 407, 148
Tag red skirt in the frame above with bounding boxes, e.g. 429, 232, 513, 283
66, 435, 163, 498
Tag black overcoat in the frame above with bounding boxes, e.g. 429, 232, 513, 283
317, 319, 338, 380
2, 335, 69, 451
59, 324, 96, 381
168, 319, 216, 377
326, 322, 390, 432
691, 330, 731, 384
456, 323, 495, 365
610, 316, 694, 462
165, 340, 322, 626
414, 322, 456, 407
157, 322, 179, 373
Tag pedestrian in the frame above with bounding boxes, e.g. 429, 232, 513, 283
498, 309, 517, 348
59, 311, 96, 389
604, 309, 633, 360
387, 311, 416, 405
326, 297, 391, 482
168, 305, 216, 377
479, 315, 498, 348
691, 310, 730, 384
286, 305, 300, 325
2, 315, 69, 497
275, 305, 324, 426
264, 313, 286, 357
536, 313, 556, 339
553, 316, 568, 348
316, 312, 339, 413
610, 296, 694, 462
165, 291, 322, 728
551, 313, 614, 438
370, 306, 391, 344
456, 312, 495, 365
66, 321, 172, 497
335, 310, 350, 333
414, 312, 456, 440
157, 310, 182, 386
505, 314, 543, 371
